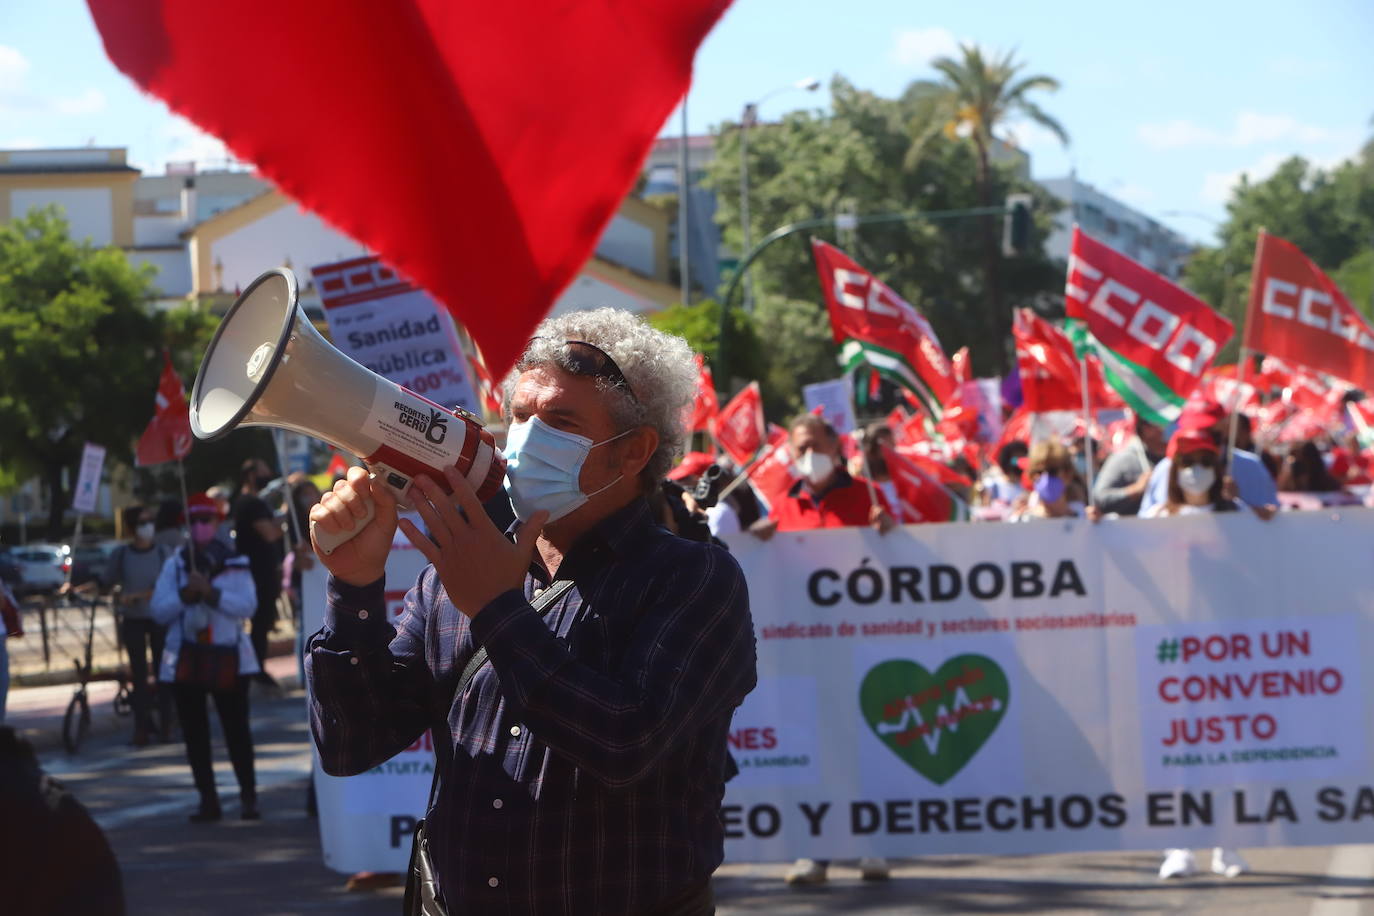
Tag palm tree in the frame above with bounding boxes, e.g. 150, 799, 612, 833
904, 45, 1068, 370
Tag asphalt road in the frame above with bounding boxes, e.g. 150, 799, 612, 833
8, 660, 1373, 915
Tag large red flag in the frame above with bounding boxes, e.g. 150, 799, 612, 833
136, 352, 193, 467
87, 0, 730, 378
1066, 228, 1233, 423
710, 382, 765, 466
811, 239, 956, 419
881, 445, 968, 523
1244, 231, 1374, 392
746, 425, 797, 511
688, 354, 719, 432
1013, 308, 1121, 412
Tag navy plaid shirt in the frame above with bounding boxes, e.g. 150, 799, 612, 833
306, 499, 756, 915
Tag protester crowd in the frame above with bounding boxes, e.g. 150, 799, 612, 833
663, 353, 1371, 886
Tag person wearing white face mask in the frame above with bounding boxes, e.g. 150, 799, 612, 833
305, 310, 756, 915
749, 415, 893, 887
750, 415, 894, 541
93, 505, 177, 745
1140, 431, 1242, 519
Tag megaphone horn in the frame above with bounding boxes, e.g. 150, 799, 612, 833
189, 268, 505, 554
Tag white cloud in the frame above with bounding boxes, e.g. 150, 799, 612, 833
1136, 119, 1222, 150
1138, 111, 1346, 150
54, 88, 106, 116
1200, 152, 1298, 204
892, 27, 961, 68
0, 45, 29, 93
0, 46, 106, 119
160, 117, 237, 168
1112, 182, 1156, 206
1001, 119, 1065, 151
1201, 147, 1356, 205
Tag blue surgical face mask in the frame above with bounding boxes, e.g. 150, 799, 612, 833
1034, 471, 1065, 504
502, 416, 634, 522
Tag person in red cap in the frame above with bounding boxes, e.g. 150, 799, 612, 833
1144, 432, 1252, 878
1141, 432, 1238, 518
1139, 401, 1277, 520
150, 492, 261, 822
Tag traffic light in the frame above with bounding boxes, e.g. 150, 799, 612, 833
1002, 193, 1034, 257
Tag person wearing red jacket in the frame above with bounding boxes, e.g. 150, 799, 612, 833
749, 414, 893, 885
750, 415, 894, 540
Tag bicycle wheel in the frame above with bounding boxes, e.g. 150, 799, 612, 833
63, 693, 91, 754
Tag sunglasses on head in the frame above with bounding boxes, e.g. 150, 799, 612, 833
532, 338, 638, 404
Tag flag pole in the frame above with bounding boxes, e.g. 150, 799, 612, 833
846, 371, 884, 510
176, 457, 196, 571
1078, 353, 1097, 501
270, 429, 301, 550
1225, 229, 1267, 478
716, 442, 776, 501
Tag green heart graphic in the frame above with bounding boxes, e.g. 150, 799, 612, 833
859, 655, 1010, 785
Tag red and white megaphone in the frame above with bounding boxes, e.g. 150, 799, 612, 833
189, 268, 505, 554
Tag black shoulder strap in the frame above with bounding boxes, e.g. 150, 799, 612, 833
423, 578, 576, 812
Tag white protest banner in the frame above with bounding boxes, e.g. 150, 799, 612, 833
312, 255, 480, 414
72, 442, 106, 514
802, 378, 856, 435
721, 511, 1374, 860
302, 532, 432, 873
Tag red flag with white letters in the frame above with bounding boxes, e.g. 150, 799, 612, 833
1065, 228, 1233, 423
710, 382, 765, 466
136, 352, 193, 467
1244, 231, 1374, 392
811, 239, 956, 419
87, 0, 731, 378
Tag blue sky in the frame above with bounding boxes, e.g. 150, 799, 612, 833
3, 0, 1371, 243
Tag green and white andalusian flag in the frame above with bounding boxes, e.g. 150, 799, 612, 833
813, 239, 956, 421
1065, 228, 1234, 424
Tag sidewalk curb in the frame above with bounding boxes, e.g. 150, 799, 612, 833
10, 634, 298, 689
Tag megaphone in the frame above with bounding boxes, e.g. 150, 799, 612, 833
190, 268, 505, 554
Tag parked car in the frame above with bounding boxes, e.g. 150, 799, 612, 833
10, 544, 68, 595
70, 541, 121, 590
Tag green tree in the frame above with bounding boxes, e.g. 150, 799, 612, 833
706, 74, 1064, 379
903, 45, 1069, 364
1183, 139, 1374, 362
0, 207, 163, 538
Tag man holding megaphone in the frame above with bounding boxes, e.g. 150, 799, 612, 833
304, 310, 757, 915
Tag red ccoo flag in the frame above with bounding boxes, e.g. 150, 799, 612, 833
688, 354, 719, 432
86, 0, 731, 379
1244, 231, 1374, 392
136, 352, 193, 467
811, 239, 956, 420
710, 382, 765, 467
1066, 228, 1232, 424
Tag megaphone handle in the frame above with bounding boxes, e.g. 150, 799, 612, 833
310, 499, 377, 556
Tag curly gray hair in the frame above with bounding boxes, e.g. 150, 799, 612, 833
503, 308, 698, 488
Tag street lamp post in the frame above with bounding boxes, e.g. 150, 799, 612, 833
738, 77, 820, 312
